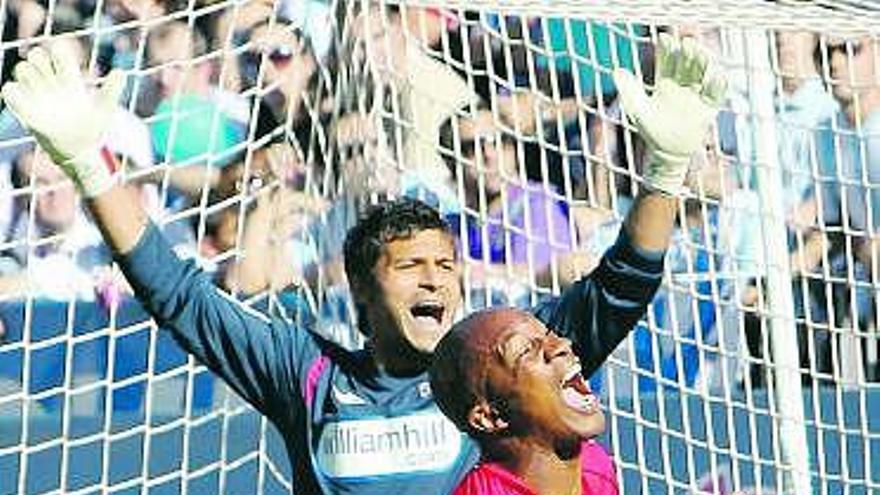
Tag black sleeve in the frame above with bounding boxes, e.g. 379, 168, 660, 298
531, 228, 665, 376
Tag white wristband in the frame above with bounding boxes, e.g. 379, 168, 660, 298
64, 146, 119, 198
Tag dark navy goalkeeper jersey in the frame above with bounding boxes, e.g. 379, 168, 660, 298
116, 223, 664, 495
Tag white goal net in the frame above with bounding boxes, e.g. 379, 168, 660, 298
0, 0, 879, 494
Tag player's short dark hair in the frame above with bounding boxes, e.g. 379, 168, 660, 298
343, 197, 452, 294
429, 321, 477, 434
430, 308, 522, 441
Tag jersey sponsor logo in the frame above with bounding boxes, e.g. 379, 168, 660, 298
316, 411, 462, 478
331, 384, 368, 405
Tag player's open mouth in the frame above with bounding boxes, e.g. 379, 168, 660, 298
560, 363, 600, 414
410, 301, 445, 324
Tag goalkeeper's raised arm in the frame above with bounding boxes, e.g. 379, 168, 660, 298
529, 33, 728, 377
613, 33, 727, 254
1, 42, 149, 253
0, 41, 316, 425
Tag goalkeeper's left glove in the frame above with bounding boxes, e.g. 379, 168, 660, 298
612, 33, 727, 196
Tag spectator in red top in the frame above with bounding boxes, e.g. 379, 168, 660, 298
430, 307, 618, 495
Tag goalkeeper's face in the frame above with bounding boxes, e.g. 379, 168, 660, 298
366, 229, 461, 354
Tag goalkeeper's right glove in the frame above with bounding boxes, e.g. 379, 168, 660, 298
1, 43, 126, 198
612, 33, 727, 196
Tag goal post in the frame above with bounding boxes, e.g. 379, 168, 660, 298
743, 27, 811, 494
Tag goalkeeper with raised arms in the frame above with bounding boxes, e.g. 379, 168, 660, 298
1, 33, 723, 494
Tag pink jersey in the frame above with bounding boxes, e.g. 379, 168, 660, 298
452, 441, 619, 495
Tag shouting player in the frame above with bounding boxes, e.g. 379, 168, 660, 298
431, 307, 618, 495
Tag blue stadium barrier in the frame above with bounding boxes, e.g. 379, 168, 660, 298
0, 298, 215, 414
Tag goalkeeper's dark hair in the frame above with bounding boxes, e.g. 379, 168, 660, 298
343, 198, 453, 333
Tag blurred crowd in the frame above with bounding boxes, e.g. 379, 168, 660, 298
0, 0, 878, 389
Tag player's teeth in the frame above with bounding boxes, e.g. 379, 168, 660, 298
562, 387, 596, 413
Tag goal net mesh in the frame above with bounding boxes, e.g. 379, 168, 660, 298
1, 0, 879, 493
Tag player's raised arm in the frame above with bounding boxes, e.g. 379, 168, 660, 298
1, 42, 149, 254
533, 34, 728, 375
614, 33, 727, 252
1, 42, 310, 417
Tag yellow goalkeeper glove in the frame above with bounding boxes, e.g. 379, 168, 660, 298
1, 43, 126, 198
612, 33, 727, 196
